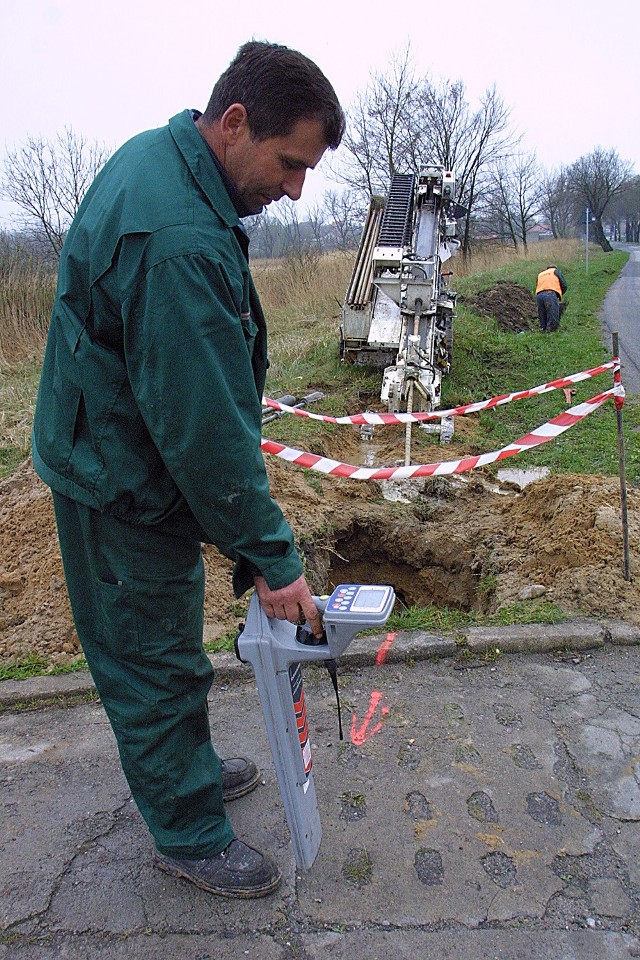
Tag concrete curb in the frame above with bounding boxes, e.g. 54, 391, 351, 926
2, 617, 639, 710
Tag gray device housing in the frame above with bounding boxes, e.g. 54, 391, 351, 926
236, 584, 394, 870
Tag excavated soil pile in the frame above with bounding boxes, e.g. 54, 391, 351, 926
465, 281, 538, 332
1, 450, 639, 667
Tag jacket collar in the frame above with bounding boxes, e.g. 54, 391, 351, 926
168, 109, 239, 229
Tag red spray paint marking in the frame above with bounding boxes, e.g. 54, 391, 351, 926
350, 633, 396, 745
375, 631, 396, 666
350, 691, 390, 746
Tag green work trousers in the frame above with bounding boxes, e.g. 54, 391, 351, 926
52, 491, 234, 859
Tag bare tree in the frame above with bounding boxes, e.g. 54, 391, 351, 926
244, 211, 280, 258
2, 127, 111, 260
539, 166, 573, 239
305, 201, 328, 252
566, 147, 634, 252
335, 45, 425, 196
333, 50, 517, 261
418, 81, 518, 258
606, 174, 640, 243
483, 153, 541, 252
269, 198, 306, 257
322, 189, 365, 251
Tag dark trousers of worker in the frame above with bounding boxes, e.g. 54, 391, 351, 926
536, 290, 560, 332
52, 491, 235, 859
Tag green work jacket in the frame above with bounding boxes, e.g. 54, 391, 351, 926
32, 109, 302, 596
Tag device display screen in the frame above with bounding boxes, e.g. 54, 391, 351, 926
352, 587, 388, 613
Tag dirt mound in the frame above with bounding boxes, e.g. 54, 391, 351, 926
465, 280, 538, 332
1, 448, 638, 668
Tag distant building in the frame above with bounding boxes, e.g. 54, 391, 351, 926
528, 223, 554, 242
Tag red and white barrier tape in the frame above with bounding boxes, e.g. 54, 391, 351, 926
261, 386, 624, 480
263, 360, 620, 426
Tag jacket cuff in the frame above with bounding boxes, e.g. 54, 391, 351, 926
232, 550, 304, 598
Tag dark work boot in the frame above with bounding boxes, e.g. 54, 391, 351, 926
221, 756, 260, 802
154, 839, 281, 898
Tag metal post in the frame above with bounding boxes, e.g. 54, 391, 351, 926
404, 382, 413, 467
585, 207, 589, 275
612, 333, 631, 581
404, 300, 423, 467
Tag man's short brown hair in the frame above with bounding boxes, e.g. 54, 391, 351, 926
202, 41, 345, 149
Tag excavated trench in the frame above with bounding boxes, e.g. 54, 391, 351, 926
319, 511, 491, 615
294, 428, 496, 615
3, 279, 639, 667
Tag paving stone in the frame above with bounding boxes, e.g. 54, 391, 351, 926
455, 742, 482, 766
414, 848, 444, 886
405, 791, 434, 821
526, 792, 562, 825
589, 878, 632, 918
467, 791, 498, 823
481, 850, 517, 887
509, 743, 542, 769
494, 703, 521, 726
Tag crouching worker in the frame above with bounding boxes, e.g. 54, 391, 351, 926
535, 263, 568, 332
32, 41, 344, 899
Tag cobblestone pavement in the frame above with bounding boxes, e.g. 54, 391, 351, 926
1, 642, 639, 959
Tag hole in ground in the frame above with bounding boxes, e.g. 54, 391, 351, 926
324, 515, 488, 613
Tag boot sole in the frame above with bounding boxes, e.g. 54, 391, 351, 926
222, 768, 261, 802
154, 853, 281, 898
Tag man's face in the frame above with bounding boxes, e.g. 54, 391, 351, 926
224, 116, 328, 215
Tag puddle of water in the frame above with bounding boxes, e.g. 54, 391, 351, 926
496, 467, 550, 489
357, 438, 549, 501
379, 479, 423, 504
448, 474, 506, 496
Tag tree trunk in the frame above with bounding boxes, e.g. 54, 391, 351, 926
592, 217, 613, 252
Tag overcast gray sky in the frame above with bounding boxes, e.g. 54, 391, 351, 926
1, 0, 638, 226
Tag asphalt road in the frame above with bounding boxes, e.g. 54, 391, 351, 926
1, 633, 639, 960
602, 243, 640, 396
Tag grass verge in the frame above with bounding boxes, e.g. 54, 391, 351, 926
444, 244, 636, 480
0, 653, 88, 681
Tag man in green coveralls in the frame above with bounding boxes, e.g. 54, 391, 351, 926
32, 41, 345, 898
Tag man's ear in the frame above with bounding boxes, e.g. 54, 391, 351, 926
219, 103, 249, 145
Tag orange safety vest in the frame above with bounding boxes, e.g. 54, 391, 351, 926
536, 268, 563, 298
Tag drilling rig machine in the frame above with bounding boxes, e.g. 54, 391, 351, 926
340, 168, 462, 462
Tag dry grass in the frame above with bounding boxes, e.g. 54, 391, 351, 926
252, 250, 354, 377
0, 360, 40, 460
0, 238, 579, 368
456, 238, 581, 278
0, 261, 54, 365
0, 251, 54, 470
